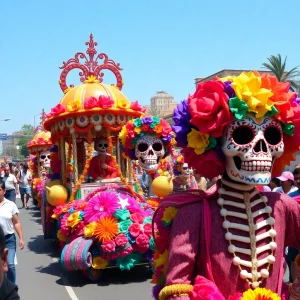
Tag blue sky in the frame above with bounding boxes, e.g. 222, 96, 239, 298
0, 0, 299, 135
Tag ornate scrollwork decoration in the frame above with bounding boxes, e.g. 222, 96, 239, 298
34, 109, 48, 134
59, 34, 124, 93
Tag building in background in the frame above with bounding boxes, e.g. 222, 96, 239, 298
1, 131, 24, 161
144, 91, 178, 117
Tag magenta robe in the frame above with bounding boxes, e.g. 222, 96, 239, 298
164, 186, 300, 299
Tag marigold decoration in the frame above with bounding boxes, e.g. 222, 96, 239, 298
84, 222, 97, 238
172, 71, 300, 178
240, 288, 281, 300
94, 217, 119, 242
119, 116, 176, 160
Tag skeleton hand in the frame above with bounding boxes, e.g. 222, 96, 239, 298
101, 163, 108, 169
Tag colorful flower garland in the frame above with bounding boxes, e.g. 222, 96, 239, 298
119, 116, 176, 160
172, 155, 184, 176
172, 71, 300, 179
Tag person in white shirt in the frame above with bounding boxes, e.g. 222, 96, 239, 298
2, 167, 18, 202
18, 165, 32, 209
272, 171, 298, 195
0, 180, 24, 283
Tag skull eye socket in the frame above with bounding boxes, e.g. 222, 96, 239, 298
41, 155, 46, 159
232, 126, 254, 145
137, 143, 148, 152
152, 142, 163, 152
264, 126, 282, 145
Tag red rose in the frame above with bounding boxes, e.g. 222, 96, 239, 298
190, 276, 225, 300
128, 223, 141, 237
98, 95, 114, 109
182, 148, 225, 180
130, 213, 144, 224
135, 233, 150, 251
143, 223, 152, 237
115, 234, 128, 247
101, 240, 116, 252
84, 96, 98, 109
130, 101, 146, 113
188, 80, 233, 138
126, 122, 134, 131
160, 119, 172, 136
141, 125, 149, 132
50, 103, 66, 117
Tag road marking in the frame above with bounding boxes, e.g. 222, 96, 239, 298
52, 258, 79, 300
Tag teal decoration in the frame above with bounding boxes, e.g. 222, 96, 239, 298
115, 253, 142, 271
205, 136, 217, 151
281, 123, 295, 136
152, 116, 160, 126
133, 118, 142, 128
114, 209, 130, 221
149, 236, 155, 251
229, 97, 249, 120
265, 106, 279, 117
118, 219, 133, 234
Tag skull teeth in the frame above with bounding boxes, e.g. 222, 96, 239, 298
241, 160, 272, 172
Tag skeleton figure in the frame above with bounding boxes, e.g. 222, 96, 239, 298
135, 134, 165, 173
40, 150, 51, 169
154, 115, 300, 299
88, 137, 118, 180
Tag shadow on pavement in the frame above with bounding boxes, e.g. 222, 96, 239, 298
27, 234, 60, 256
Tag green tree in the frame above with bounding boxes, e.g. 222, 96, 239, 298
18, 124, 34, 158
262, 54, 300, 91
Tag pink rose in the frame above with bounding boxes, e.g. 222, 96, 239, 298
101, 240, 116, 252
130, 101, 146, 113
143, 223, 152, 237
115, 234, 128, 247
182, 148, 225, 180
84, 96, 98, 109
98, 95, 114, 108
160, 119, 172, 136
48, 103, 67, 118
188, 80, 233, 138
135, 234, 150, 252
128, 223, 141, 237
190, 276, 225, 300
130, 213, 144, 224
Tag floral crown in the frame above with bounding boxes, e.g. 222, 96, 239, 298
173, 155, 185, 176
172, 71, 300, 179
119, 116, 176, 160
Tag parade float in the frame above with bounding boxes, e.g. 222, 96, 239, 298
42, 34, 160, 281
27, 110, 53, 208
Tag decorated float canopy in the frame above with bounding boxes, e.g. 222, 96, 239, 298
44, 34, 145, 139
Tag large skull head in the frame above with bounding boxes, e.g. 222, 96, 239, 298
135, 134, 165, 173
95, 137, 108, 155
222, 115, 284, 185
40, 151, 51, 169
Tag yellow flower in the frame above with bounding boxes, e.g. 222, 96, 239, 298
154, 250, 169, 268
92, 256, 109, 269
57, 230, 68, 242
187, 128, 209, 155
84, 222, 97, 238
66, 99, 81, 112
52, 213, 59, 220
134, 127, 142, 134
118, 127, 127, 147
231, 72, 274, 118
162, 207, 178, 224
67, 211, 81, 228
84, 75, 99, 83
241, 288, 281, 300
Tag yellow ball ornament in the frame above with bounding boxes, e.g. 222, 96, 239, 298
152, 175, 173, 198
46, 185, 68, 206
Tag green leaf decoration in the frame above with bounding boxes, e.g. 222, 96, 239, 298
265, 105, 279, 117
229, 97, 249, 120
205, 136, 217, 150
281, 123, 295, 136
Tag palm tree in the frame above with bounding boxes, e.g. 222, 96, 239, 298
262, 54, 300, 91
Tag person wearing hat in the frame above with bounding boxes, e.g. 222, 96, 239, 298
18, 165, 32, 209
272, 171, 298, 195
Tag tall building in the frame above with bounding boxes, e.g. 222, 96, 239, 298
145, 91, 178, 117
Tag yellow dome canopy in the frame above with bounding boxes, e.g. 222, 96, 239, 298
27, 131, 52, 154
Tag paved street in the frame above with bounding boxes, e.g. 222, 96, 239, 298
15, 198, 153, 300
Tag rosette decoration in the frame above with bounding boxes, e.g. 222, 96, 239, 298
52, 185, 154, 277
119, 116, 176, 160
172, 155, 184, 176
173, 71, 300, 178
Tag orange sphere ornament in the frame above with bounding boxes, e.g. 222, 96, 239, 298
46, 185, 68, 206
152, 175, 173, 199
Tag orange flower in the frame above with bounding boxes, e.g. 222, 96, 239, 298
94, 217, 118, 242
260, 73, 297, 123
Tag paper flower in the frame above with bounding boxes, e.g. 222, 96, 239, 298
98, 95, 114, 109
67, 211, 82, 228
187, 129, 210, 155
188, 80, 233, 138
66, 98, 81, 112
115, 234, 129, 247
84, 192, 119, 223
92, 257, 109, 270
57, 229, 68, 242
46, 103, 66, 118
101, 240, 116, 252
162, 207, 178, 225
114, 209, 130, 221
84, 222, 97, 238
118, 219, 133, 234
240, 288, 280, 300
84, 96, 98, 109
130, 101, 146, 113
231, 71, 274, 118
229, 97, 249, 120
115, 252, 142, 271
94, 217, 119, 242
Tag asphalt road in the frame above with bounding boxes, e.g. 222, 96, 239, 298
15, 198, 154, 300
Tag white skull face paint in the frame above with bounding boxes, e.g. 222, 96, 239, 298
135, 134, 165, 172
40, 151, 51, 168
95, 137, 108, 155
221, 115, 284, 185
181, 163, 190, 176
